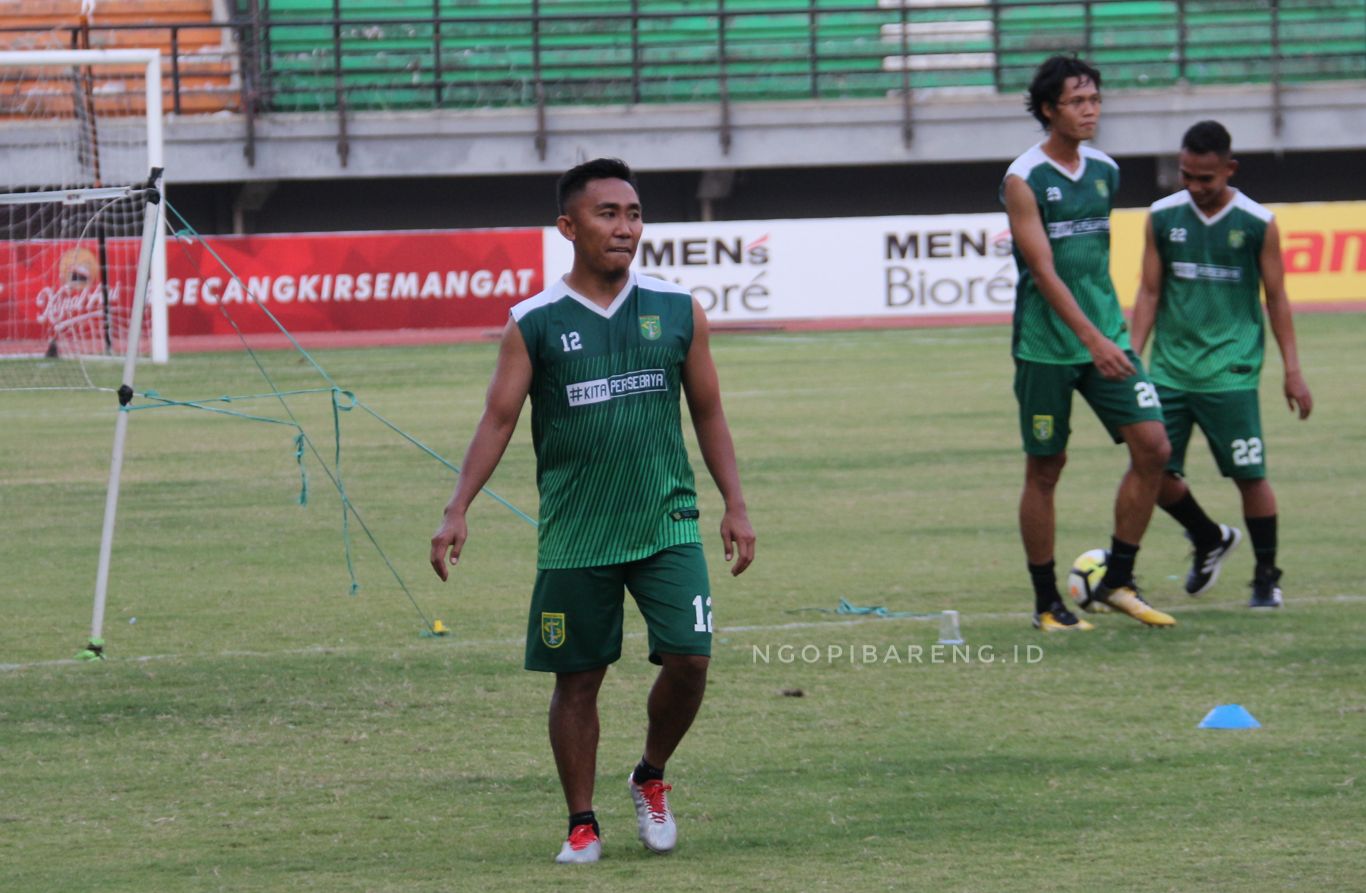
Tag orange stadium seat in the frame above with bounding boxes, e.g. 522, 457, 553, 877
0, 0, 239, 114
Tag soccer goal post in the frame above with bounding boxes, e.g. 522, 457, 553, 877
0, 48, 168, 371
0, 48, 168, 658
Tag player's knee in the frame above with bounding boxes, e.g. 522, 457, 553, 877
1149, 437, 1172, 470
661, 653, 709, 691
1129, 427, 1170, 473
1026, 453, 1066, 490
554, 668, 606, 704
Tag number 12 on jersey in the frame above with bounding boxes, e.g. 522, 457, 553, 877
560, 332, 582, 352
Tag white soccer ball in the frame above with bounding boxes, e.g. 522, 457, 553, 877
1067, 548, 1110, 613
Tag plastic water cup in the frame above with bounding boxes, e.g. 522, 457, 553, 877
937, 609, 965, 645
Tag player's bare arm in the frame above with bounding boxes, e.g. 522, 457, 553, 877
429, 320, 533, 580
682, 298, 755, 576
1129, 215, 1164, 355
1258, 220, 1313, 419
1004, 174, 1134, 380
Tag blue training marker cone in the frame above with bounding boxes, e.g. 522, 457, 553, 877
1198, 704, 1261, 729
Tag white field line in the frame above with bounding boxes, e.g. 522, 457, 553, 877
4, 593, 1366, 673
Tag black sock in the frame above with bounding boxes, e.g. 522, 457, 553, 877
633, 758, 664, 785
568, 810, 600, 837
1161, 491, 1223, 547
1246, 514, 1277, 570
1102, 537, 1140, 588
1028, 560, 1061, 614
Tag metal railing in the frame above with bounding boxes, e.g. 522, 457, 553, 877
2, 0, 1362, 166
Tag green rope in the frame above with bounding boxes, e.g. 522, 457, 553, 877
788, 598, 943, 620
156, 203, 541, 633
165, 214, 340, 388
332, 388, 360, 596
293, 433, 309, 506
354, 397, 539, 528
151, 203, 550, 634
126, 393, 315, 427
163, 204, 537, 528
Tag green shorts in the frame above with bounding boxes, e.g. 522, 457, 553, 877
1158, 385, 1266, 480
1014, 351, 1164, 455
524, 543, 712, 673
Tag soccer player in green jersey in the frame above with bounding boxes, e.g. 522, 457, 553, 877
1003, 55, 1176, 631
429, 158, 755, 863
1131, 121, 1313, 609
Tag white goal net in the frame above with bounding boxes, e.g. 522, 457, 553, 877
0, 48, 167, 391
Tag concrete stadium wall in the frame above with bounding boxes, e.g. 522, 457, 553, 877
164, 82, 1366, 184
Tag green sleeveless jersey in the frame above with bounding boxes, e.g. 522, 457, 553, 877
1002, 143, 1128, 364
512, 272, 701, 569
1148, 189, 1273, 392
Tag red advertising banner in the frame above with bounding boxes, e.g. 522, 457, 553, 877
2, 237, 142, 354
166, 229, 544, 336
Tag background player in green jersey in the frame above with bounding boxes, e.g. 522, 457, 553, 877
1132, 121, 1313, 609
429, 159, 756, 863
1003, 55, 1176, 631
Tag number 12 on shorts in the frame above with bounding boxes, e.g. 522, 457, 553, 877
692, 595, 713, 633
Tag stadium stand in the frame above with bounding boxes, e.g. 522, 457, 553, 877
243, 0, 1366, 113
2, 2, 1362, 117
0, 0, 238, 113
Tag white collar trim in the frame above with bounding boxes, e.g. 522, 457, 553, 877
561, 271, 635, 319
1186, 189, 1240, 226
1038, 143, 1087, 183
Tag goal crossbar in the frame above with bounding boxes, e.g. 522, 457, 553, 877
0, 186, 145, 206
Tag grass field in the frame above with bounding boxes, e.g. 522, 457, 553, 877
3, 314, 1364, 892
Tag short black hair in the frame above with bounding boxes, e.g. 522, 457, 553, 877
1026, 54, 1102, 128
556, 157, 637, 215
1182, 120, 1232, 157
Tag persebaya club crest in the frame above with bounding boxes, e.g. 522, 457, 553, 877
1094, 179, 1109, 198
1229, 230, 1246, 249
1032, 414, 1054, 442
541, 612, 566, 648
639, 315, 662, 341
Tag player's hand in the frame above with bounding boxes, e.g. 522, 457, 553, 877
1284, 370, 1313, 420
429, 511, 468, 581
1087, 337, 1135, 381
720, 508, 756, 577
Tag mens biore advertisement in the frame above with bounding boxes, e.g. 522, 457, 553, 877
540, 214, 1019, 322
139, 204, 1365, 337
